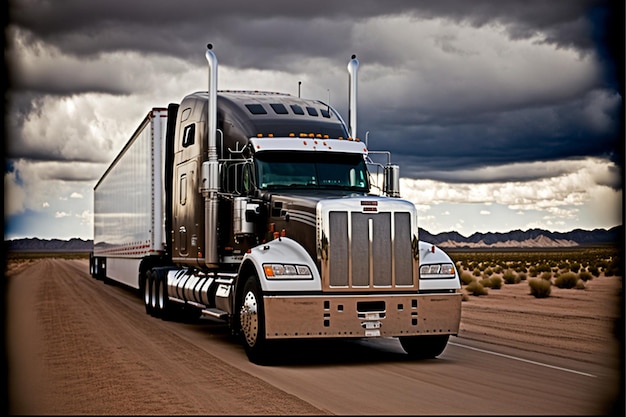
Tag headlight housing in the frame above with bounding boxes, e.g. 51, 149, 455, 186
263, 263, 313, 279
420, 263, 456, 278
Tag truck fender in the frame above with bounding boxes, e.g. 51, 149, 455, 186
418, 240, 461, 290
238, 236, 322, 293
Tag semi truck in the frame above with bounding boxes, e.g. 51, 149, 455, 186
90, 44, 462, 364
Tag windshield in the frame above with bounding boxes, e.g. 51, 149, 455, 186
255, 151, 369, 191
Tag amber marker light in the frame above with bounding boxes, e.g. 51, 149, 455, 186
263, 265, 275, 277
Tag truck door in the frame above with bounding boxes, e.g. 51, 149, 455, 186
172, 107, 205, 264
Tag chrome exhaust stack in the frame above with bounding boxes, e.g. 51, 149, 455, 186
202, 43, 219, 266
347, 54, 359, 139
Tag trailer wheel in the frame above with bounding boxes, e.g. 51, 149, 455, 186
239, 276, 272, 364
399, 334, 450, 359
143, 269, 154, 316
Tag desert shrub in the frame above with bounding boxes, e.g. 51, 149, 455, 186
528, 266, 538, 277
488, 276, 502, 289
493, 265, 503, 274
460, 271, 475, 285
578, 271, 593, 282
472, 268, 481, 277
466, 280, 488, 296
483, 267, 494, 277
540, 271, 552, 280
554, 272, 579, 289
588, 266, 600, 277
575, 280, 586, 290
517, 272, 527, 281
569, 262, 581, 273
536, 263, 552, 273
529, 278, 551, 298
502, 269, 520, 284
558, 261, 569, 270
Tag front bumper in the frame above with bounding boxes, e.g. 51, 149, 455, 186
263, 292, 462, 339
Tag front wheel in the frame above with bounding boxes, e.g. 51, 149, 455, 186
238, 276, 273, 364
399, 334, 450, 359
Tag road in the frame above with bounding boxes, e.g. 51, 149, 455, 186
6, 258, 623, 415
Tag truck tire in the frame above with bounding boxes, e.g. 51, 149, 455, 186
155, 270, 175, 321
399, 334, 450, 359
239, 276, 273, 364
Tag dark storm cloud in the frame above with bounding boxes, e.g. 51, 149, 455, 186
8, 0, 613, 65
5, 0, 623, 182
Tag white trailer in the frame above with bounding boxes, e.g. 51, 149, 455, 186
91, 108, 168, 289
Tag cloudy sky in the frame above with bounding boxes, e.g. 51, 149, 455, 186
4, 0, 624, 240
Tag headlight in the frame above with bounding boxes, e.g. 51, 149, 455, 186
420, 263, 456, 278
263, 263, 313, 279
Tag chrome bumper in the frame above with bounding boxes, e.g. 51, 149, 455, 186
263, 292, 462, 339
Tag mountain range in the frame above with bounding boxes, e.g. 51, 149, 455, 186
4, 226, 623, 251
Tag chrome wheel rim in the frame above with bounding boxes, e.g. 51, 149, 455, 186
240, 290, 259, 346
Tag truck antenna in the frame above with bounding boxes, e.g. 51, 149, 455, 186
298, 81, 302, 98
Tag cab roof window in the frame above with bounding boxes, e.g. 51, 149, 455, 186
290, 104, 304, 115
245, 104, 267, 115
270, 103, 288, 114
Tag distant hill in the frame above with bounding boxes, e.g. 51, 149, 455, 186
4, 225, 623, 251
5, 237, 93, 252
419, 225, 623, 248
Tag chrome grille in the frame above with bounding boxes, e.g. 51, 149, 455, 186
324, 205, 415, 290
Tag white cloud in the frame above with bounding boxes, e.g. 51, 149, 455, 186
4, 160, 96, 215
401, 157, 622, 233
4, 170, 26, 217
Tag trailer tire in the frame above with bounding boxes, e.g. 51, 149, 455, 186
239, 275, 273, 365
143, 269, 154, 316
399, 334, 450, 359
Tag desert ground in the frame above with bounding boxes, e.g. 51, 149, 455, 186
4, 257, 624, 415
